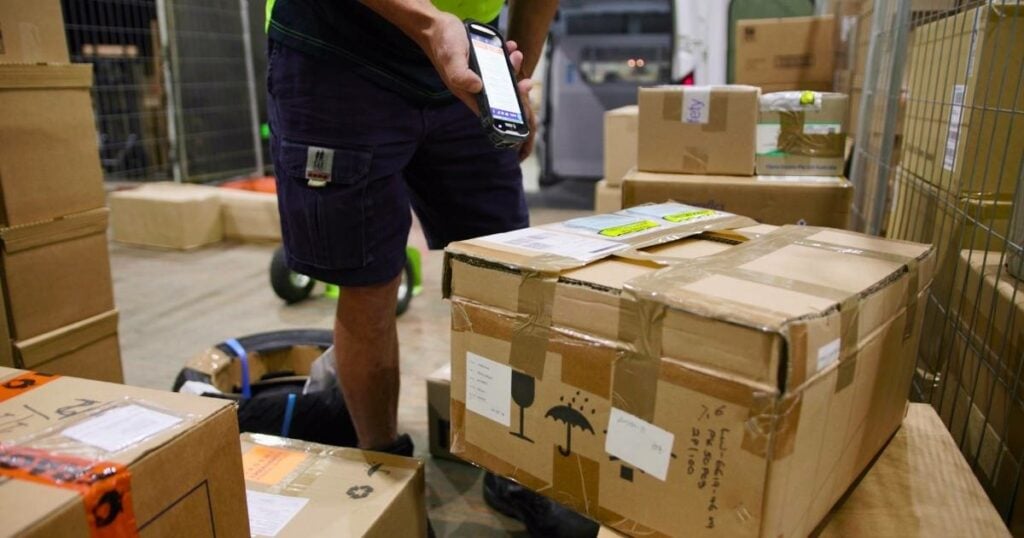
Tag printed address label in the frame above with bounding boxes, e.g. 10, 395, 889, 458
478, 228, 625, 262
605, 408, 675, 481
465, 352, 512, 427
247, 490, 309, 537
62, 404, 183, 453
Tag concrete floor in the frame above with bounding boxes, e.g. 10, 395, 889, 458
112, 206, 589, 537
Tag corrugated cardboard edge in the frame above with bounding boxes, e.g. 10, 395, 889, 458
0, 274, 11, 367
14, 310, 118, 368
0, 208, 108, 253
0, 63, 93, 89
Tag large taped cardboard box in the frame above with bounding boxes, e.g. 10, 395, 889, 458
735, 16, 835, 89
427, 364, 461, 462
757, 92, 848, 176
0, 208, 115, 342
219, 189, 282, 242
637, 85, 758, 176
594, 180, 622, 214
444, 205, 934, 537
604, 106, 639, 186
110, 182, 223, 250
13, 310, 123, 383
0, 367, 249, 537
0, 64, 105, 227
241, 433, 427, 537
621, 169, 852, 228
0, 0, 70, 64
901, 4, 1024, 195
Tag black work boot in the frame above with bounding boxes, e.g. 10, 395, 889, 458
374, 433, 414, 457
483, 472, 599, 538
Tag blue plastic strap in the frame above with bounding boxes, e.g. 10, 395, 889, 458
281, 393, 297, 438
224, 338, 251, 399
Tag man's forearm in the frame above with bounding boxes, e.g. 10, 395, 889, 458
507, 0, 559, 79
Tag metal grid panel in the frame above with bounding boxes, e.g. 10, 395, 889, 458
849, 0, 1024, 527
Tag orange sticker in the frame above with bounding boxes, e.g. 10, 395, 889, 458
243, 445, 309, 485
0, 446, 137, 537
0, 372, 60, 403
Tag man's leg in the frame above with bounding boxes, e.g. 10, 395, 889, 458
334, 274, 401, 450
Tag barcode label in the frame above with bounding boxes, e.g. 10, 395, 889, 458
477, 228, 625, 262
943, 85, 966, 172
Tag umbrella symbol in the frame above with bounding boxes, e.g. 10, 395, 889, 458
545, 398, 595, 457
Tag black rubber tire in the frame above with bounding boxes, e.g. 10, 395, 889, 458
270, 246, 315, 304
396, 260, 415, 317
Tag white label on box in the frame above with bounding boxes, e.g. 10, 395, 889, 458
803, 123, 842, 136
246, 490, 309, 537
62, 405, 183, 453
756, 175, 844, 184
756, 123, 782, 154
605, 408, 674, 481
817, 338, 842, 371
944, 85, 966, 172
681, 87, 712, 124
465, 352, 512, 427
477, 228, 625, 262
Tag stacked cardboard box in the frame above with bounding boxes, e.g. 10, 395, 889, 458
593, 106, 639, 213
444, 206, 934, 536
0, 366, 249, 535
0, 3, 122, 381
241, 433, 427, 537
734, 15, 836, 92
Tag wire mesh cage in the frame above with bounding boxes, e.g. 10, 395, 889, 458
843, 0, 1024, 529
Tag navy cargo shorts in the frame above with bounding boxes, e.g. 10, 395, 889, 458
267, 41, 529, 286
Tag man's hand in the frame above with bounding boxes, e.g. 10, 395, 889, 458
420, 12, 483, 114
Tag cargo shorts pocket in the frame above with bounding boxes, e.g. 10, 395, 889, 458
276, 139, 373, 269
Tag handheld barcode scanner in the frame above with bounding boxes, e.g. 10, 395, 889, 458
465, 21, 530, 148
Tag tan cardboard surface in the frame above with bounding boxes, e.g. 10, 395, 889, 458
447, 215, 935, 536
0, 368, 249, 537
757, 92, 848, 176
109, 182, 223, 250
14, 309, 123, 383
736, 16, 835, 87
621, 170, 852, 228
594, 180, 622, 213
901, 5, 1024, 195
427, 365, 460, 462
0, 64, 106, 226
219, 189, 282, 242
183, 341, 323, 394
241, 433, 426, 537
604, 106, 639, 185
0, 0, 69, 64
0, 208, 115, 341
637, 85, 758, 176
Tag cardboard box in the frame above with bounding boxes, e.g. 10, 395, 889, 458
901, 5, 1024, 195
756, 81, 833, 93
0, 0, 70, 64
594, 180, 622, 214
219, 189, 282, 242
241, 433, 426, 537
638, 85, 759, 176
0, 208, 115, 342
599, 404, 1011, 536
178, 335, 326, 393
604, 106, 639, 186
757, 92, 848, 176
13, 310, 123, 383
444, 207, 934, 537
0, 366, 249, 536
427, 364, 461, 462
735, 16, 835, 88
109, 182, 223, 250
621, 169, 852, 228
0, 64, 106, 227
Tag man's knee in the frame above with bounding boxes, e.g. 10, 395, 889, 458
336, 274, 401, 334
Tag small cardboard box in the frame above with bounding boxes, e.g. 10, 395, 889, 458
0, 208, 115, 342
219, 189, 282, 242
444, 206, 934, 536
621, 169, 852, 228
637, 85, 759, 176
757, 91, 848, 176
241, 433, 427, 537
427, 364, 460, 462
594, 180, 622, 214
13, 310, 123, 383
0, 0, 70, 64
0, 366, 249, 536
0, 64, 106, 227
735, 16, 836, 88
901, 5, 1024, 195
110, 182, 223, 250
604, 106, 639, 186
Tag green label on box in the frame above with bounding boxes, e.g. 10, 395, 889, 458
599, 220, 659, 237
663, 209, 717, 223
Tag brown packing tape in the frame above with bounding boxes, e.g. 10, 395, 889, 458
611, 296, 665, 422
777, 110, 845, 158
839, 296, 861, 363
740, 391, 804, 461
0, 63, 94, 90
509, 271, 558, 380
681, 147, 709, 173
0, 208, 109, 253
